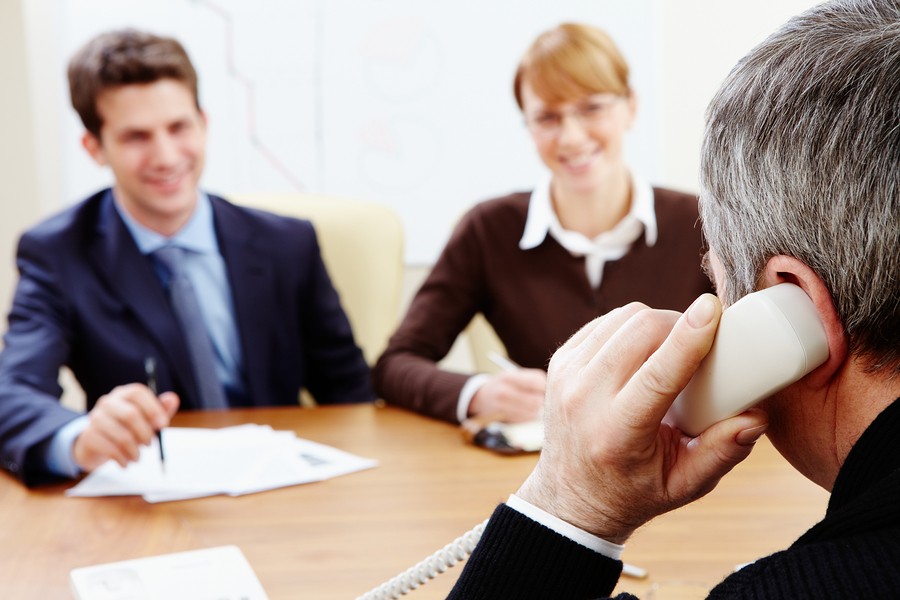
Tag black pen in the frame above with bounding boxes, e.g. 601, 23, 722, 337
144, 357, 165, 471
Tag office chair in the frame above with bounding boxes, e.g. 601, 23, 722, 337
463, 313, 509, 374
232, 193, 405, 368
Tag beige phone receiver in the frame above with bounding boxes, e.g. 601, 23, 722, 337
668, 283, 829, 437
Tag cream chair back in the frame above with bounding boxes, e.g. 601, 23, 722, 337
464, 313, 508, 374
232, 193, 404, 366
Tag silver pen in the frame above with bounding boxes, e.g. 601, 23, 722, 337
144, 357, 165, 471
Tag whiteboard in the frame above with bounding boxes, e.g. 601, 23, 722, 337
57, 0, 663, 263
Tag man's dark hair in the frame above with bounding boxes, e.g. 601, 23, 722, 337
68, 29, 200, 137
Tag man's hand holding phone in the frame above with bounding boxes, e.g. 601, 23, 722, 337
516, 295, 769, 544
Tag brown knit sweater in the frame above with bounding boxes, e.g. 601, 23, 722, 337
373, 188, 713, 422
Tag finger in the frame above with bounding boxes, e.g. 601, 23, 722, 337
620, 295, 722, 427
91, 434, 133, 469
501, 400, 543, 422
158, 392, 180, 420
123, 384, 174, 430
74, 430, 129, 471
480, 380, 544, 422
513, 395, 544, 420
504, 369, 547, 392
673, 408, 769, 501
80, 414, 141, 467
99, 394, 157, 445
109, 384, 169, 434
554, 303, 645, 357
495, 381, 544, 411
513, 388, 546, 409
551, 303, 648, 377
586, 308, 681, 397
96, 410, 146, 461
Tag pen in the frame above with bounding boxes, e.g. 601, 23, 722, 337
622, 563, 648, 579
144, 357, 165, 471
487, 351, 520, 373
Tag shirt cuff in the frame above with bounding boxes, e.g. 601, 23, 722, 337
457, 373, 491, 423
40, 415, 89, 478
506, 493, 624, 560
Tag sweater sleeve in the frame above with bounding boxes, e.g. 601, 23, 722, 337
448, 504, 627, 600
372, 207, 489, 423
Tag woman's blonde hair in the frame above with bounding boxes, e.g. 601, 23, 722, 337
514, 23, 631, 108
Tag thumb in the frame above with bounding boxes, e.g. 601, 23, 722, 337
158, 391, 181, 419
513, 368, 548, 391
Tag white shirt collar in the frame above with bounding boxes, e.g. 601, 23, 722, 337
112, 190, 220, 256
519, 171, 657, 251
518, 171, 657, 288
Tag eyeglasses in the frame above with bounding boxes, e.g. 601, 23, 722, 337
524, 94, 623, 137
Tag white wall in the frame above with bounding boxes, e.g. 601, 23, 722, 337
45, 0, 668, 266
1, 0, 821, 318
659, 0, 819, 193
0, 0, 41, 323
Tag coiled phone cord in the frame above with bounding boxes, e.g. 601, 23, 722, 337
355, 519, 489, 600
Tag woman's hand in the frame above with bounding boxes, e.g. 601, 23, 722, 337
469, 369, 547, 423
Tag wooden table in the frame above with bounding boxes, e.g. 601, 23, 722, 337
0, 404, 828, 599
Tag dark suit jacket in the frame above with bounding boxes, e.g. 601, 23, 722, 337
0, 190, 373, 485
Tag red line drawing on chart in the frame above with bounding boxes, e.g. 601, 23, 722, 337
192, 0, 308, 191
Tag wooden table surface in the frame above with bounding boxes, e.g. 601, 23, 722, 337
0, 404, 828, 599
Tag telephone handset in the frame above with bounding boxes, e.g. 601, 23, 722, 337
357, 284, 829, 598
668, 283, 829, 436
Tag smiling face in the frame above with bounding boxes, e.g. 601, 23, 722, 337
521, 81, 635, 195
82, 78, 207, 236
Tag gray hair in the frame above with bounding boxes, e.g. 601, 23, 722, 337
700, 0, 900, 375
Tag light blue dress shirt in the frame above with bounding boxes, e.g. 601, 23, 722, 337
41, 191, 245, 477
118, 192, 245, 393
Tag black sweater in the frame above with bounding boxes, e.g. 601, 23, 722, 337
449, 397, 900, 599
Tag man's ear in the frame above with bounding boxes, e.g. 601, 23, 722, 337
761, 255, 849, 386
81, 132, 107, 166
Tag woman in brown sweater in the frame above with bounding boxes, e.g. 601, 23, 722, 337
373, 23, 712, 424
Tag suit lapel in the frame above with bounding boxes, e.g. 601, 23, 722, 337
88, 193, 198, 401
211, 196, 278, 405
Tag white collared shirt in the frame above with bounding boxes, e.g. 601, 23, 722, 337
114, 191, 245, 394
519, 172, 657, 288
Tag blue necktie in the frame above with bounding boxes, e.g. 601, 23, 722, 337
153, 245, 228, 409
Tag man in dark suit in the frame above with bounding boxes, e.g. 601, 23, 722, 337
0, 29, 373, 486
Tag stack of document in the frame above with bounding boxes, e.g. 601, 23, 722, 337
70, 545, 268, 600
66, 424, 378, 502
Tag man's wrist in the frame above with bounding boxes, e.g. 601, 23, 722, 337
506, 493, 625, 559
516, 468, 636, 545
39, 415, 89, 478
